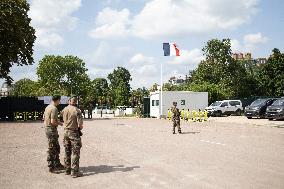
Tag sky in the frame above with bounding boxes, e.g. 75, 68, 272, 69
5, 0, 284, 89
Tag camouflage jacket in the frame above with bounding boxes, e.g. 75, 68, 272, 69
171, 107, 180, 119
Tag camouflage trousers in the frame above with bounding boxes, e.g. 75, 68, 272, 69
172, 118, 181, 132
45, 127, 61, 168
63, 129, 82, 173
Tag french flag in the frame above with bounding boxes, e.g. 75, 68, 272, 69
163, 43, 180, 56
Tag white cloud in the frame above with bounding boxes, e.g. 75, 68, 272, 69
129, 53, 155, 65
90, 0, 259, 39
243, 32, 269, 50
29, 0, 81, 48
134, 0, 259, 38
232, 33, 269, 53
231, 39, 242, 52
84, 42, 133, 80
88, 8, 131, 39
35, 29, 64, 48
102, 0, 149, 4
128, 54, 159, 88
169, 49, 204, 66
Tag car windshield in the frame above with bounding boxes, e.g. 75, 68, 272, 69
250, 99, 267, 106
272, 99, 284, 106
211, 101, 222, 106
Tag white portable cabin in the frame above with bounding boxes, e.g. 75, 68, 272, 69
150, 91, 208, 118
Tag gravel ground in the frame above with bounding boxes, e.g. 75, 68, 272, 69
0, 116, 283, 189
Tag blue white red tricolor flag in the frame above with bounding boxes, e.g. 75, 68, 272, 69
163, 43, 180, 56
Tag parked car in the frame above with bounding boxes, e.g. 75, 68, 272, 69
205, 100, 243, 117
244, 98, 276, 119
266, 98, 284, 120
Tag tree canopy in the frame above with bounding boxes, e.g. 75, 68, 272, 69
108, 67, 132, 106
12, 78, 37, 96
258, 48, 284, 96
36, 55, 91, 96
191, 38, 263, 102
0, 0, 36, 83
88, 78, 109, 105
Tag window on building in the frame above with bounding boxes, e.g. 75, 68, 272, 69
181, 100, 185, 105
152, 100, 155, 106
156, 100, 159, 106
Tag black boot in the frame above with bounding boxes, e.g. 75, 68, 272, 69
49, 167, 60, 174
55, 163, 65, 170
65, 169, 71, 175
71, 171, 83, 178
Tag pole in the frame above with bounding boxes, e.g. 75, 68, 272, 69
160, 62, 163, 119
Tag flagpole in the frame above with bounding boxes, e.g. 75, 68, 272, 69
160, 62, 163, 119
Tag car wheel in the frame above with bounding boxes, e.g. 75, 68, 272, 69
247, 117, 252, 119
236, 109, 241, 116
268, 118, 273, 121
260, 115, 265, 119
216, 111, 222, 117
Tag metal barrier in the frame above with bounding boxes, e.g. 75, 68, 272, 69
167, 109, 208, 123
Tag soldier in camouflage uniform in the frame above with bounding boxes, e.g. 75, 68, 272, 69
62, 96, 84, 178
43, 95, 65, 173
171, 102, 182, 134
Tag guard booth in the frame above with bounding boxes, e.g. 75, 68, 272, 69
150, 91, 208, 118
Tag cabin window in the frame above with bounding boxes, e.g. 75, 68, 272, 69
156, 100, 159, 106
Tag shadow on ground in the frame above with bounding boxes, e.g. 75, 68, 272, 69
181, 131, 201, 134
81, 165, 140, 176
83, 118, 113, 121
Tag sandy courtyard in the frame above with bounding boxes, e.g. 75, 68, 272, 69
0, 117, 284, 189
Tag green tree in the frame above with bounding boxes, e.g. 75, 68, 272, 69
0, 0, 36, 83
162, 83, 179, 91
108, 67, 132, 107
12, 78, 37, 96
36, 55, 91, 96
259, 48, 284, 96
88, 78, 109, 105
193, 38, 259, 98
149, 83, 159, 92
193, 39, 233, 84
130, 87, 149, 107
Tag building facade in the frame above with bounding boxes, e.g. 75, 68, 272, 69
0, 82, 13, 96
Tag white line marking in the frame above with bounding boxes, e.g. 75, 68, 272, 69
200, 139, 226, 146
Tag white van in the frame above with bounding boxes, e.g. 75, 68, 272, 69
205, 100, 243, 117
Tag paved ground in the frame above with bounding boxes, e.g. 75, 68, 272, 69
0, 116, 283, 189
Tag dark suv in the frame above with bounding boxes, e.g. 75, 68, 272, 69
244, 98, 276, 119
266, 98, 284, 120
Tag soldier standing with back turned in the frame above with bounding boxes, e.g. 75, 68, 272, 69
171, 102, 182, 134
43, 95, 65, 173
62, 96, 84, 178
